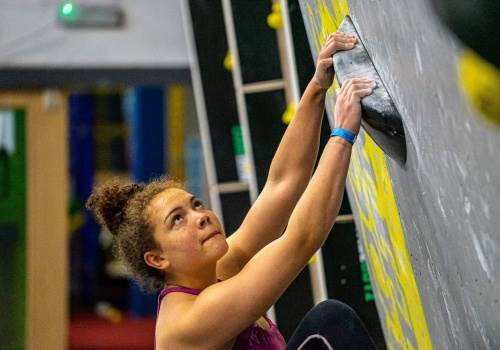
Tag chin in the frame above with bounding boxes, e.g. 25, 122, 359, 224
215, 239, 230, 258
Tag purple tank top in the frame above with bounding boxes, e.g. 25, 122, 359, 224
156, 286, 286, 350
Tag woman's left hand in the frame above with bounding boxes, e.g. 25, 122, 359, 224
313, 32, 358, 90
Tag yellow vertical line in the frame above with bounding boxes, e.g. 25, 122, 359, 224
167, 84, 186, 180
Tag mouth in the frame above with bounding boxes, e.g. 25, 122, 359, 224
202, 231, 221, 243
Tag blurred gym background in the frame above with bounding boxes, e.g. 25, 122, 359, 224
0, 1, 384, 349
9, 0, 499, 349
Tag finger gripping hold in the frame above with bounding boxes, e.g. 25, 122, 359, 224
332, 16, 407, 164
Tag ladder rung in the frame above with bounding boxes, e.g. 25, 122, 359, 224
240, 79, 285, 94
336, 214, 354, 224
215, 181, 250, 194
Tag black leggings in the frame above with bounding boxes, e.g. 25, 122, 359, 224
285, 300, 378, 350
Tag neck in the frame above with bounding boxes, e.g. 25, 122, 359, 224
165, 265, 218, 291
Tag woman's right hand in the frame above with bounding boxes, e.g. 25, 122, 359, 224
334, 78, 376, 135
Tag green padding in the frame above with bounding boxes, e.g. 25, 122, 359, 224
0, 109, 26, 348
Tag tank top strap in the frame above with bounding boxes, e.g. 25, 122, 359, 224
159, 281, 221, 301
156, 286, 201, 317
159, 286, 201, 302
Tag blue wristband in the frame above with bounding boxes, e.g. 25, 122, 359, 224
330, 128, 357, 144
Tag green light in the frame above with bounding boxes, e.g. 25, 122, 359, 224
61, 2, 74, 16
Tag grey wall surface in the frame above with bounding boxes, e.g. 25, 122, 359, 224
0, 0, 188, 68
300, 0, 500, 349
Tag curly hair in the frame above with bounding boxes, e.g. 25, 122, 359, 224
86, 176, 185, 292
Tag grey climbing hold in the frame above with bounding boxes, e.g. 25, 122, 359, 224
333, 16, 406, 164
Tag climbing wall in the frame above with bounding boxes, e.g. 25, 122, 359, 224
299, 0, 500, 349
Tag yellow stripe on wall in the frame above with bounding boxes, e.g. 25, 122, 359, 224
303, 1, 433, 348
349, 135, 433, 349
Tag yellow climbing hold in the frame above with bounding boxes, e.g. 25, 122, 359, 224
223, 50, 233, 71
267, 2, 283, 30
281, 102, 296, 124
459, 49, 500, 126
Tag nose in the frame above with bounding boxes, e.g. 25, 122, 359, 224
196, 213, 210, 228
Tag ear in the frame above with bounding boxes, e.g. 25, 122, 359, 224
144, 250, 171, 271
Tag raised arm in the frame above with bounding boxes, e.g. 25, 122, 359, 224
175, 78, 375, 349
224, 32, 358, 268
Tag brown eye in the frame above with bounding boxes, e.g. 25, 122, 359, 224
172, 214, 183, 226
194, 200, 203, 209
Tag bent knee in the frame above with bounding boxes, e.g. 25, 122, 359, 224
310, 300, 361, 329
315, 299, 357, 317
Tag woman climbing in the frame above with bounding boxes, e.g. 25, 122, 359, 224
87, 32, 377, 350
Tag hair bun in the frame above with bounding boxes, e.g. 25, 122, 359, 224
86, 180, 144, 235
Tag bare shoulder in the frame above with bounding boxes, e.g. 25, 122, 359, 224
156, 293, 236, 350
156, 293, 198, 348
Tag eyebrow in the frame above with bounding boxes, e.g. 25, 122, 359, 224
163, 195, 196, 225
